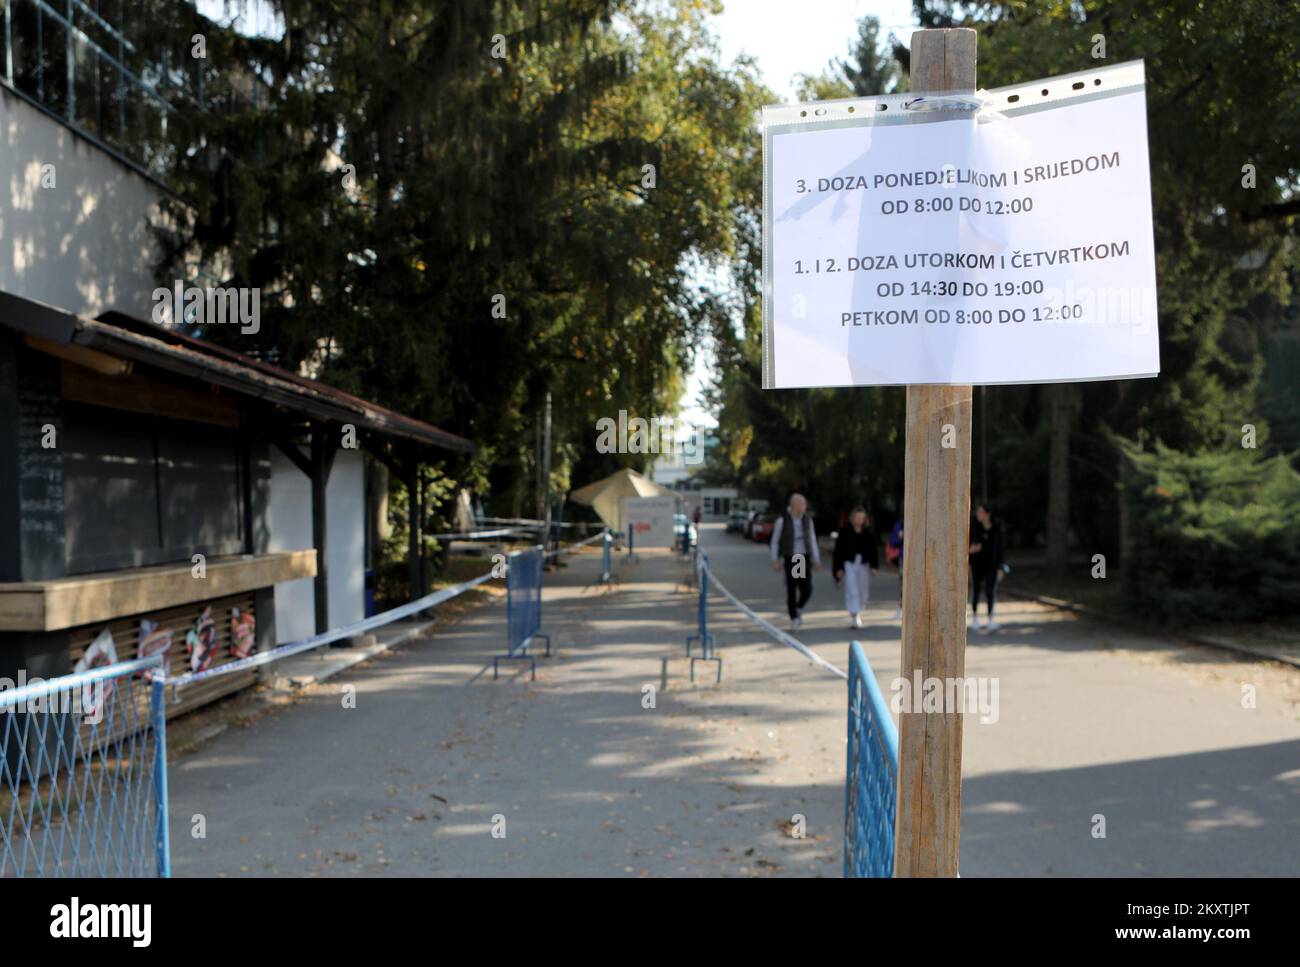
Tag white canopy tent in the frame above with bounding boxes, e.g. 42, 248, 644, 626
568, 467, 675, 533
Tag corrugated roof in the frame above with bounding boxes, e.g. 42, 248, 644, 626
0, 289, 475, 453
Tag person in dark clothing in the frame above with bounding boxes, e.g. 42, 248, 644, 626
886, 511, 904, 619
968, 502, 1006, 633
769, 493, 820, 629
833, 506, 879, 629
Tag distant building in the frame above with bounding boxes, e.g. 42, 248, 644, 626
648, 426, 749, 520
680, 486, 741, 522
649, 447, 693, 487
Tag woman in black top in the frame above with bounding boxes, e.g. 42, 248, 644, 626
969, 503, 1006, 633
833, 507, 879, 629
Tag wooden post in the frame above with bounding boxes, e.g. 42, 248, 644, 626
541, 391, 553, 552
310, 424, 336, 635
894, 27, 976, 879
406, 461, 420, 600
416, 468, 426, 593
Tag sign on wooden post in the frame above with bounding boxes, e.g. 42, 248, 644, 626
760, 58, 1158, 387
894, 26, 975, 881
760, 25, 1159, 876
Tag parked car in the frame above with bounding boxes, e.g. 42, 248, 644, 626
742, 510, 762, 539
673, 513, 698, 549
750, 513, 775, 543
726, 509, 748, 534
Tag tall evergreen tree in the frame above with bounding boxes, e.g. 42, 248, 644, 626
149, 0, 766, 515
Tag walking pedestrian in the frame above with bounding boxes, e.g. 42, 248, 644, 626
969, 502, 1006, 633
887, 511, 904, 619
833, 506, 879, 629
770, 493, 820, 630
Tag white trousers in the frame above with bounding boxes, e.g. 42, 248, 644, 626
843, 560, 871, 614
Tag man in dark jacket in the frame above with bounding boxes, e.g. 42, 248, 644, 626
769, 493, 820, 629
887, 513, 904, 619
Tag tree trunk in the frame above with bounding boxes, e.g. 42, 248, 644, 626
367, 458, 390, 564
1045, 384, 1074, 575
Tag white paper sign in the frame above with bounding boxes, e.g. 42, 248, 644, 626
762, 61, 1159, 388
622, 496, 676, 548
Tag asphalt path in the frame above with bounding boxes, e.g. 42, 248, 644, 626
166, 523, 1299, 876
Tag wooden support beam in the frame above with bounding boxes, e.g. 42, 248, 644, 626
363, 436, 408, 481
406, 462, 421, 601
241, 444, 255, 554
271, 431, 313, 478
894, 26, 977, 879
310, 423, 336, 635
416, 469, 426, 593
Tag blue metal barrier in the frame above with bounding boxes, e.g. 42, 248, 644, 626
843, 641, 898, 878
1, 654, 170, 877
493, 548, 551, 680
685, 552, 722, 683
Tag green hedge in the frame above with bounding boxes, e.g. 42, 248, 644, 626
1122, 442, 1300, 624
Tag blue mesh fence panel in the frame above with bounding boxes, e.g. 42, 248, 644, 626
1, 654, 169, 877
506, 548, 544, 655
844, 641, 898, 878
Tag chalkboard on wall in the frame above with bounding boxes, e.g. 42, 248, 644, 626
15, 352, 66, 581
